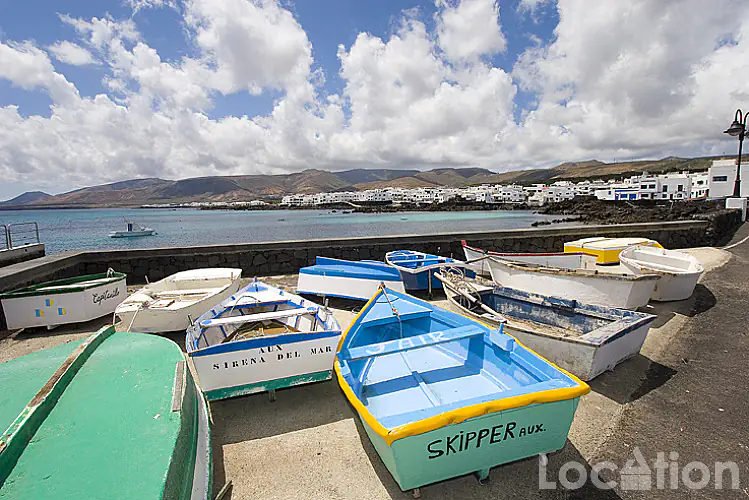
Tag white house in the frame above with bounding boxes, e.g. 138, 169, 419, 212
708, 159, 749, 198
690, 173, 709, 199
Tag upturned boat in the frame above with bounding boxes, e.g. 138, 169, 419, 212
437, 271, 657, 380
335, 286, 589, 493
115, 268, 242, 333
0, 326, 211, 499
619, 245, 704, 301
463, 241, 659, 309
187, 280, 342, 401
0, 271, 127, 330
297, 257, 405, 300
385, 250, 474, 291
564, 237, 662, 265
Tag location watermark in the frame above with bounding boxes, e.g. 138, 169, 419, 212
539, 447, 740, 491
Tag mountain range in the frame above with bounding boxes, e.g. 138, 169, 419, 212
0, 155, 729, 208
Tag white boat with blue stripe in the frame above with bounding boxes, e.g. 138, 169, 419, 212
186, 280, 342, 401
297, 257, 405, 301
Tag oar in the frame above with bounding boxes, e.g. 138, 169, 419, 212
434, 272, 508, 323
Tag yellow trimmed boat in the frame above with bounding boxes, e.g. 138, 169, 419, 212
563, 237, 662, 265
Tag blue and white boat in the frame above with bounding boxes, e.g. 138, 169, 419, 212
296, 257, 405, 301
385, 250, 474, 291
186, 280, 342, 401
335, 286, 589, 493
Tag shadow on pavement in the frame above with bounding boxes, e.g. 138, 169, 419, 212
645, 284, 717, 329
589, 354, 677, 405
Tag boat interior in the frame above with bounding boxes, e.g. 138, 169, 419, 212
387, 251, 452, 269
625, 247, 697, 272
337, 291, 579, 429
123, 271, 238, 309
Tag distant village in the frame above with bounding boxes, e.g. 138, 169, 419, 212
143, 159, 745, 209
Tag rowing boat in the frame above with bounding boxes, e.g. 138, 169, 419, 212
384, 250, 473, 291
115, 268, 242, 332
0, 326, 211, 499
186, 280, 342, 401
335, 286, 589, 492
619, 245, 704, 301
297, 257, 405, 300
563, 237, 662, 265
437, 271, 657, 380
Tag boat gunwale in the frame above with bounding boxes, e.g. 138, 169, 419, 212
385, 250, 469, 275
487, 254, 661, 282
0, 272, 127, 299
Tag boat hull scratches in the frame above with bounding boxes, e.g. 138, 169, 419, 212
203, 370, 332, 401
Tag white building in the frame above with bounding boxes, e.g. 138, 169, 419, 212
708, 159, 749, 198
690, 173, 709, 199
657, 173, 691, 200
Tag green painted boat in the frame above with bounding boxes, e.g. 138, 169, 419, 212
0, 326, 211, 499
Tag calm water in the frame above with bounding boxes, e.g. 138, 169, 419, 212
0, 208, 559, 254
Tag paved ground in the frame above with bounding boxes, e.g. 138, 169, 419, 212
0, 240, 746, 499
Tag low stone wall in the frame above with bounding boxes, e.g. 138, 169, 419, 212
0, 243, 45, 268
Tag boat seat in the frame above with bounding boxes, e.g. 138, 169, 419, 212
200, 308, 318, 328
340, 325, 483, 362
157, 288, 219, 296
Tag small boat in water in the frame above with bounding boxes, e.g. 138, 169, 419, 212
297, 256, 405, 300
564, 237, 662, 265
109, 218, 156, 238
0, 326, 211, 499
463, 241, 659, 309
0, 271, 127, 330
187, 280, 342, 401
115, 268, 242, 333
620, 245, 704, 301
385, 250, 474, 291
437, 271, 657, 380
335, 286, 589, 492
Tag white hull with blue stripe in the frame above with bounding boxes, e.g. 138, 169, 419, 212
297, 257, 405, 301
186, 281, 342, 401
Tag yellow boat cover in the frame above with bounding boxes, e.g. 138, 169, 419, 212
564, 237, 662, 265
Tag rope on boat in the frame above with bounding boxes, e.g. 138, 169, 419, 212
125, 303, 143, 333
379, 283, 404, 339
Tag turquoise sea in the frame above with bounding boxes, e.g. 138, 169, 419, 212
0, 208, 561, 255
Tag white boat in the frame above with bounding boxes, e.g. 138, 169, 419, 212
297, 257, 405, 301
463, 242, 659, 309
110, 218, 156, 238
186, 280, 342, 401
115, 268, 242, 333
437, 271, 657, 380
0, 271, 127, 330
619, 245, 704, 301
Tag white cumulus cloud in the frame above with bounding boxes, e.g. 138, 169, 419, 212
47, 41, 96, 66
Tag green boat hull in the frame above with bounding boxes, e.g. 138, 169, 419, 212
361, 398, 580, 491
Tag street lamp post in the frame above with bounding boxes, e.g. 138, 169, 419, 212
724, 109, 748, 198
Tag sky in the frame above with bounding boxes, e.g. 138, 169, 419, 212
1, 0, 748, 200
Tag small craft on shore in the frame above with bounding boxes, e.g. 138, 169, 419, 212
619, 245, 704, 301
187, 280, 342, 401
115, 268, 242, 333
297, 256, 405, 300
462, 241, 659, 309
0, 326, 211, 499
0, 270, 127, 330
335, 286, 589, 493
564, 237, 662, 265
385, 250, 474, 292
437, 270, 657, 380
109, 218, 156, 238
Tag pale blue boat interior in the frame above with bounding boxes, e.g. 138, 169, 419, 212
337, 289, 582, 430
299, 257, 403, 282
386, 250, 475, 290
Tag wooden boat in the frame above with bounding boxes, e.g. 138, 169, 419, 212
335, 286, 589, 492
187, 280, 342, 401
619, 245, 704, 301
564, 237, 662, 265
297, 257, 405, 300
109, 218, 156, 238
463, 242, 659, 309
0, 326, 211, 499
0, 271, 127, 330
115, 268, 242, 333
437, 271, 657, 380
385, 250, 474, 291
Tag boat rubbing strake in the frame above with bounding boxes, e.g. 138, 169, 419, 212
335, 286, 589, 491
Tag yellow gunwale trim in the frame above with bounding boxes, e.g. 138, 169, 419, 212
334, 287, 590, 447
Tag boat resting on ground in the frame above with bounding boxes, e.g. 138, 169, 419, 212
0, 271, 127, 330
563, 237, 662, 265
296, 256, 405, 300
335, 286, 589, 492
619, 245, 704, 301
115, 268, 242, 333
384, 250, 474, 291
187, 280, 342, 401
436, 271, 657, 380
0, 326, 211, 499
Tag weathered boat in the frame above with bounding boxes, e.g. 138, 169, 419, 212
187, 280, 342, 401
335, 286, 589, 493
297, 256, 405, 300
564, 237, 662, 265
463, 242, 659, 309
385, 250, 474, 291
115, 268, 242, 333
437, 271, 657, 380
619, 245, 704, 301
0, 271, 127, 330
0, 326, 211, 499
